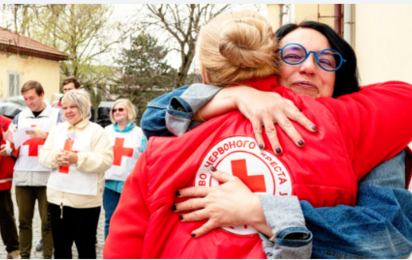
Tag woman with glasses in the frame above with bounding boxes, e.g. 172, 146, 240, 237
104, 12, 412, 259
103, 99, 145, 240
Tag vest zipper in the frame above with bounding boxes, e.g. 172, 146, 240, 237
60, 192, 64, 219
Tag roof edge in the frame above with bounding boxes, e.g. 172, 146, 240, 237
0, 44, 70, 61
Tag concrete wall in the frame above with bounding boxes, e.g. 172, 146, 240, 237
355, 4, 412, 85
0, 51, 60, 101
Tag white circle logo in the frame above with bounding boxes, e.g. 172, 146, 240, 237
195, 136, 292, 236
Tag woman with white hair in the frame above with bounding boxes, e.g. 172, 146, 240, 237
103, 99, 144, 240
39, 89, 113, 259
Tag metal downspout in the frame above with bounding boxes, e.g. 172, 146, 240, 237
343, 4, 352, 45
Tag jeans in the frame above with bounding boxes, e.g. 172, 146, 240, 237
103, 187, 121, 240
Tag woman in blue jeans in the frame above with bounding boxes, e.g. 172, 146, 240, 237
103, 99, 146, 239
141, 21, 412, 258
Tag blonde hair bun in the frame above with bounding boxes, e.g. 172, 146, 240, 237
219, 17, 275, 69
197, 9, 280, 87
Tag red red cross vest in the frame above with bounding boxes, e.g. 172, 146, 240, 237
0, 116, 14, 191
103, 77, 412, 259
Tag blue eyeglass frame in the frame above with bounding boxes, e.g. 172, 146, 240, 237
277, 43, 347, 72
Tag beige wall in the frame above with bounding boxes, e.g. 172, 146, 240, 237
295, 4, 336, 29
267, 4, 342, 33
0, 51, 60, 101
267, 4, 281, 31
355, 4, 412, 85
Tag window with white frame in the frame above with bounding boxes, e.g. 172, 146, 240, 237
8, 72, 20, 97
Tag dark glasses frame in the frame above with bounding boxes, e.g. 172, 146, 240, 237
112, 108, 125, 113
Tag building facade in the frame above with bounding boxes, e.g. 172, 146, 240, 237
0, 26, 69, 100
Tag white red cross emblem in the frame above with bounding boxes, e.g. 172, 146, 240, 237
195, 136, 292, 236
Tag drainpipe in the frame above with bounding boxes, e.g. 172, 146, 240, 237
343, 4, 352, 45
279, 4, 283, 27
334, 4, 342, 36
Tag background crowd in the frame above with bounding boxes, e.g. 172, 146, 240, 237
0, 76, 145, 259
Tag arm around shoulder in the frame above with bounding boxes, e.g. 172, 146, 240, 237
318, 81, 412, 180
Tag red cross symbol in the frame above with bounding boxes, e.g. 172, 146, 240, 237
59, 139, 78, 174
113, 138, 133, 166
22, 138, 44, 157
226, 159, 266, 231
225, 159, 267, 193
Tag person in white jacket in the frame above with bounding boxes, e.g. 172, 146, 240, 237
39, 89, 113, 259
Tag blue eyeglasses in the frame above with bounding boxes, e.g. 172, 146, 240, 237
277, 43, 347, 72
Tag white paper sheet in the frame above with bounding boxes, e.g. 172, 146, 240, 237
13, 127, 36, 148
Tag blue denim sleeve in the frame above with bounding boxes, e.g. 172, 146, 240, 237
140, 84, 222, 139
258, 195, 312, 259
140, 86, 189, 139
166, 83, 221, 136
259, 151, 412, 259
303, 151, 412, 259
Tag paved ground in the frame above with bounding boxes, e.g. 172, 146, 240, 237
0, 185, 105, 259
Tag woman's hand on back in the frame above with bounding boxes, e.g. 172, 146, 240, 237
172, 167, 273, 238
233, 87, 317, 153
200, 86, 317, 154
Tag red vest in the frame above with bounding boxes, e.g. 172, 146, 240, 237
0, 116, 14, 191
104, 78, 412, 259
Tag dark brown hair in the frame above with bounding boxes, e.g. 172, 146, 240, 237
62, 76, 81, 89
21, 80, 44, 96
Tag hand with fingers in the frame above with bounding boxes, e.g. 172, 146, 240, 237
56, 150, 70, 166
172, 166, 272, 238
26, 128, 47, 140
233, 87, 317, 154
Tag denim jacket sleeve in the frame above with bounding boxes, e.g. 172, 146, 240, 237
305, 150, 412, 259
140, 84, 221, 139
258, 195, 313, 259
259, 151, 412, 259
